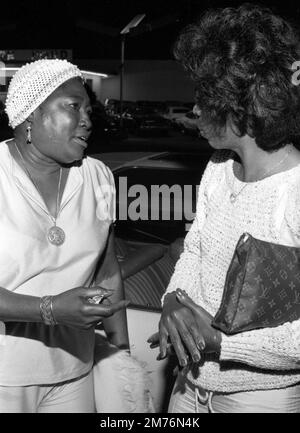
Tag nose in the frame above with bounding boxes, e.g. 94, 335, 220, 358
193, 104, 201, 118
80, 110, 92, 131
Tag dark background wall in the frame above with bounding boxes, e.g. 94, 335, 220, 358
78, 59, 195, 103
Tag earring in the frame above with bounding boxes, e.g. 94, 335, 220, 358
26, 124, 32, 144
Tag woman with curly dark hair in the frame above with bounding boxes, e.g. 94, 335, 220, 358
149, 3, 300, 412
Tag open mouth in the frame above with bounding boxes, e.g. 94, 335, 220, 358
75, 136, 89, 147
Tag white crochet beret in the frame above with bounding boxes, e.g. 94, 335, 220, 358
5, 59, 83, 129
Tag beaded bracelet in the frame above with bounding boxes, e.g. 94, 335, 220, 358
40, 295, 57, 325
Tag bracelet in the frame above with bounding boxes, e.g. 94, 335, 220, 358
40, 295, 57, 326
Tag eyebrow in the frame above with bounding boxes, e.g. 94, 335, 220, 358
63, 93, 91, 106
64, 93, 85, 100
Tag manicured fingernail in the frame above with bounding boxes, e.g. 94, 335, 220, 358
157, 353, 166, 361
192, 353, 201, 362
97, 287, 112, 292
198, 341, 206, 350
180, 358, 187, 366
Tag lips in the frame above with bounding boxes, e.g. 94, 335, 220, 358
74, 136, 89, 148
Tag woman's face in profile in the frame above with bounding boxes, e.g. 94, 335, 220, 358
31, 78, 92, 164
193, 105, 240, 151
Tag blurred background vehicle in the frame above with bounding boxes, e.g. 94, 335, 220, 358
108, 150, 211, 243
161, 105, 190, 123
122, 106, 170, 136
104, 99, 136, 116
135, 100, 167, 113
173, 110, 200, 137
87, 111, 129, 153
85, 85, 129, 153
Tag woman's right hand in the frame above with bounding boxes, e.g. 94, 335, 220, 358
156, 292, 205, 367
52, 286, 129, 329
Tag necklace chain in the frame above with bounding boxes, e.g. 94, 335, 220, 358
14, 141, 65, 246
14, 140, 62, 223
230, 145, 293, 203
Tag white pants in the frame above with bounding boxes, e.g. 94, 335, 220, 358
168, 373, 300, 413
0, 371, 95, 413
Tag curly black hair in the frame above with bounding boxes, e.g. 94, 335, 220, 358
173, 3, 300, 151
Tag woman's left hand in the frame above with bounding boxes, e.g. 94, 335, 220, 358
175, 289, 222, 355
148, 289, 222, 365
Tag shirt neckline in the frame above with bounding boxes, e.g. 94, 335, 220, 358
230, 156, 300, 186
5, 139, 84, 212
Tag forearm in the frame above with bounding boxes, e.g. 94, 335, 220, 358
101, 274, 129, 349
162, 254, 201, 303
162, 218, 202, 306
95, 226, 130, 348
0, 286, 41, 322
220, 320, 300, 370
94, 256, 129, 349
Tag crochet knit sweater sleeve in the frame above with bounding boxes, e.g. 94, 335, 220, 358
162, 154, 216, 303
221, 320, 300, 370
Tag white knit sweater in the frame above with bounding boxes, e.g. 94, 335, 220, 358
165, 150, 300, 393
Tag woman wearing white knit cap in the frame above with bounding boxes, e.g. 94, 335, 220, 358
0, 59, 130, 412
149, 4, 300, 413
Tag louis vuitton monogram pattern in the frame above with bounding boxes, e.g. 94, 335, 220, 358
212, 233, 300, 334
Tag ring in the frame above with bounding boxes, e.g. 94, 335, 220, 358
87, 295, 104, 304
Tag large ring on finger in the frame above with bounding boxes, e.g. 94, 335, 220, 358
87, 294, 105, 304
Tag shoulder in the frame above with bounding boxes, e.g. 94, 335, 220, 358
0, 139, 12, 157
0, 140, 12, 171
201, 149, 234, 185
82, 155, 115, 186
82, 157, 116, 222
209, 149, 234, 165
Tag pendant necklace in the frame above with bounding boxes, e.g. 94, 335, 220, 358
14, 141, 65, 246
230, 145, 293, 204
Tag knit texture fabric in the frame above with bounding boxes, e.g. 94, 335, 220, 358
5, 59, 83, 128
164, 150, 300, 393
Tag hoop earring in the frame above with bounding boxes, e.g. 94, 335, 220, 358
26, 124, 32, 144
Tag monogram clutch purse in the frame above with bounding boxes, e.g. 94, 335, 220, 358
211, 233, 300, 335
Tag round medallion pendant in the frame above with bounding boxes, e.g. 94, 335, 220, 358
47, 226, 65, 246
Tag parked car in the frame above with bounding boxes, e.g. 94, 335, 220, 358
99, 149, 212, 243
104, 99, 136, 118
136, 100, 167, 113
161, 105, 190, 123
124, 106, 170, 136
87, 111, 128, 153
174, 110, 200, 136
